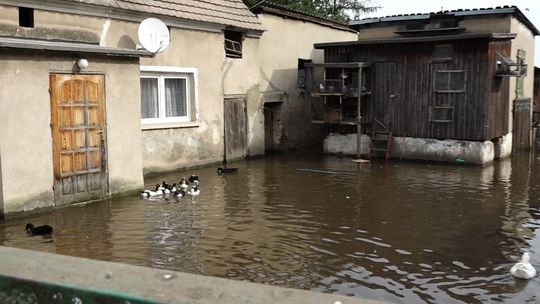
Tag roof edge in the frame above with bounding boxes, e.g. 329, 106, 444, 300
350, 6, 539, 36
314, 32, 517, 48
251, 1, 356, 33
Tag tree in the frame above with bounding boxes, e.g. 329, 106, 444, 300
244, 0, 379, 23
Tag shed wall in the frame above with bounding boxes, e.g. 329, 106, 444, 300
324, 38, 505, 141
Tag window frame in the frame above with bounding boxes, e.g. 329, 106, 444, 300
140, 66, 199, 128
224, 30, 243, 59
433, 70, 466, 93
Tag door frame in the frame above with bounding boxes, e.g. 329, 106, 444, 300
49, 73, 108, 205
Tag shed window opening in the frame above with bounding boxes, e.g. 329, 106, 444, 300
404, 21, 425, 31
224, 30, 243, 58
430, 18, 458, 29
19, 7, 34, 28
432, 45, 453, 61
140, 74, 191, 123
434, 70, 466, 93
430, 106, 454, 122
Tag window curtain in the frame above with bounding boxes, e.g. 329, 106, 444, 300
141, 78, 159, 119
165, 78, 187, 117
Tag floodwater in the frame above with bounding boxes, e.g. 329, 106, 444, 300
1, 153, 540, 303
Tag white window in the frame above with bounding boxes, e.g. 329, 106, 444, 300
140, 66, 198, 127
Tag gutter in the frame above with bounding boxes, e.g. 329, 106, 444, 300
0, 37, 153, 57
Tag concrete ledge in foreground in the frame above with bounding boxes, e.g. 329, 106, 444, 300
0, 246, 388, 304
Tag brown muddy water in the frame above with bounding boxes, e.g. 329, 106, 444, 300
1, 153, 540, 303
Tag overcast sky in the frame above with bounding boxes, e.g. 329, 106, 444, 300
361, 0, 540, 66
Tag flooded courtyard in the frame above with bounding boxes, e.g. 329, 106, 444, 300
1, 153, 539, 303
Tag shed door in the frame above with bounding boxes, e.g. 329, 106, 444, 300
513, 98, 532, 151
224, 96, 247, 161
372, 62, 397, 131
50, 74, 107, 205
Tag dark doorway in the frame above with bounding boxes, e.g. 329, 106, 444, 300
264, 102, 284, 152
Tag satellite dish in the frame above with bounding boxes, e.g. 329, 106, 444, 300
138, 18, 170, 53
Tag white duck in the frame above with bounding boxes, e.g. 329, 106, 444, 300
510, 252, 536, 279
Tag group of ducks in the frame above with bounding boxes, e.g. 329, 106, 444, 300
140, 175, 200, 199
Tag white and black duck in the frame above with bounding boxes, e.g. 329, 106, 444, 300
140, 184, 164, 197
188, 186, 200, 196
174, 189, 187, 198
179, 178, 189, 190
188, 175, 199, 185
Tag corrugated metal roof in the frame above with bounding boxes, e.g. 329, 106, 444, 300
63, 0, 264, 32
350, 6, 539, 35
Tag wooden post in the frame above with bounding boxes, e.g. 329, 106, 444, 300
356, 68, 363, 159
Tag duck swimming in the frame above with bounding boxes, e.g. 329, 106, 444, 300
179, 178, 189, 190
189, 175, 199, 185
188, 186, 200, 196
510, 252, 536, 279
140, 184, 164, 197
167, 183, 177, 193
217, 167, 238, 175
174, 189, 187, 198
26, 223, 53, 236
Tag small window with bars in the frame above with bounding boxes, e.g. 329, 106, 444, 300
429, 106, 454, 123
224, 30, 243, 58
434, 70, 466, 93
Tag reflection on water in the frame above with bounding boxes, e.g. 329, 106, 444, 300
1, 153, 540, 303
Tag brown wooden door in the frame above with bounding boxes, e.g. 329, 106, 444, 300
513, 98, 532, 151
224, 96, 247, 162
50, 74, 107, 205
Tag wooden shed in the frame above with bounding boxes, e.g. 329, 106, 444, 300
307, 6, 538, 163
